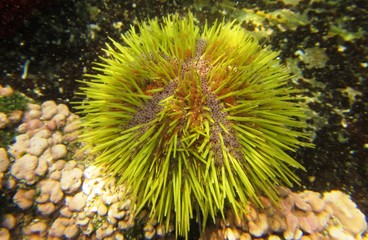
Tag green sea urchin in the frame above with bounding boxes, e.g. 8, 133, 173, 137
75, 13, 312, 238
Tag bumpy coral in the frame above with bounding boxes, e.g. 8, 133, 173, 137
202, 188, 367, 240
76, 13, 313, 237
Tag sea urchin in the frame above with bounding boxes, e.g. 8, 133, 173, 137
75, 13, 312, 238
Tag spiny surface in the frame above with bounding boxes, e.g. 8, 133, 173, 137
76, 13, 312, 238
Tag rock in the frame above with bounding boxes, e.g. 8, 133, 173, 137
63, 119, 81, 133
36, 179, 64, 204
328, 226, 355, 240
27, 103, 41, 111
9, 134, 29, 159
224, 227, 240, 240
40, 100, 58, 120
156, 224, 166, 237
34, 153, 50, 177
109, 202, 128, 220
284, 212, 299, 240
268, 235, 282, 240
57, 103, 70, 116
49, 170, 62, 180
52, 113, 66, 129
324, 191, 367, 236
64, 222, 79, 239
26, 119, 43, 131
23, 109, 42, 122
50, 144, 67, 160
303, 191, 325, 213
96, 222, 114, 239
64, 160, 77, 170
8, 109, 23, 124
0, 148, 10, 173
0, 112, 9, 129
63, 132, 79, 143
97, 203, 108, 216
13, 189, 36, 209
80, 222, 94, 235
37, 202, 56, 215
118, 216, 135, 230
5, 177, 16, 190
84, 166, 103, 179
46, 118, 57, 131
248, 213, 268, 237
50, 159, 66, 171
245, 206, 258, 222
49, 131, 63, 145
239, 233, 252, 240
66, 192, 87, 211
26, 221, 48, 236
60, 207, 73, 218
0, 214, 16, 230
33, 129, 52, 139
11, 154, 38, 184
0, 85, 14, 96
0, 227, 10, 240
76, 212, 90, 226
17, 122, 28, 133
49, 218, 69, 237
291, 192, 311, 212
27, 136, 48, 156
60, 167, 83, 193
113, 232, 125, 240
144, 224, 156, 239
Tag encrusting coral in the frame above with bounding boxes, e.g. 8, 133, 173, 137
75, 13, 313, 238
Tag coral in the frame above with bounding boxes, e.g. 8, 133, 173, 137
75, 13, 313, 238
201, 188, 367, 240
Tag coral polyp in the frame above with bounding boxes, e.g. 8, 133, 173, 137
75, 13, 312, 238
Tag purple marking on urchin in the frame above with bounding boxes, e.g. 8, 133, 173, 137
200, 74, 242, 165
125, 80, 178, 129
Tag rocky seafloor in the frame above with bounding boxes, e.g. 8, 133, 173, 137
0, 86, 367, 239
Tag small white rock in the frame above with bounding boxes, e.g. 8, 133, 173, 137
52, 113, 66, 129
0, 214, 16, 230
60, 168, 83, 193
0, 227, 10, 240
28, 137, 48, 156
34, 151, 49, 177
49, 131, 63, 145
40, 100, 58, 120
63, 119, 81, 133
50, 144, 67, 160
37, 179, 64, 204
28, 221, 48, 236
23, 109, 42, 122
60, 207, 73, 218
96, 222, 114, 239
33, 129, 52, 139
0, 148, 10, 173
57, 103, 70, 116
10, 154, 38, 184
0, 112, 9, 129
37, 202, 56, 215
66, 192, 87, 211
13, 189, 36, 209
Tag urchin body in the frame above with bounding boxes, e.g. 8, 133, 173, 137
76, 13, 311, 238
